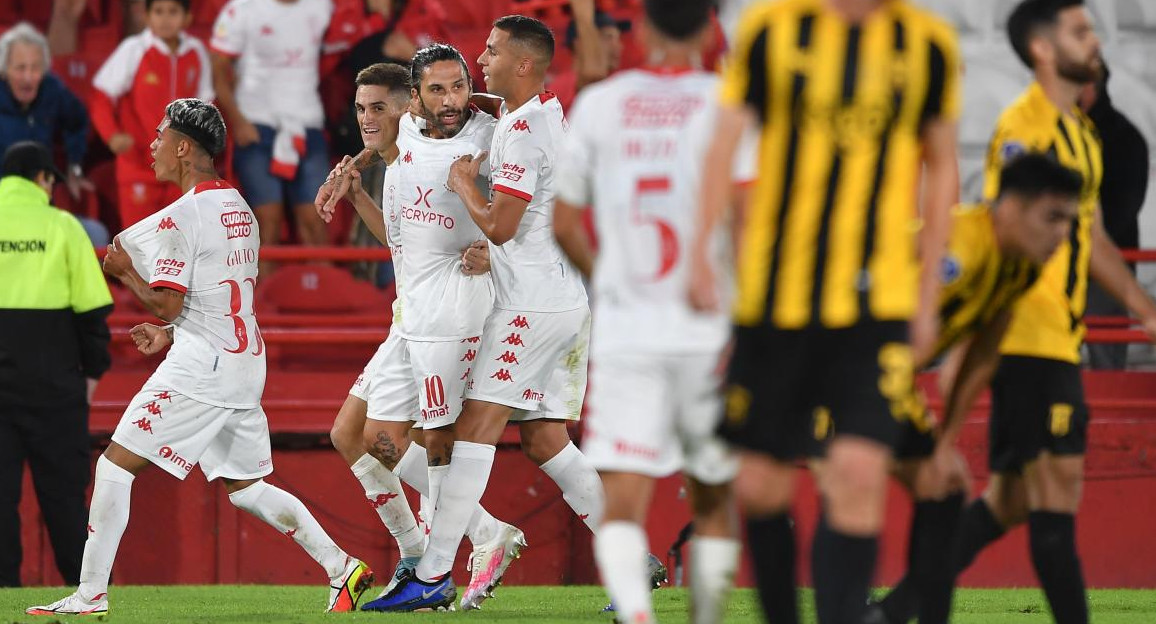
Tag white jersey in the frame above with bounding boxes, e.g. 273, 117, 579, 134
382, 157, 404, 326
389, 111, 496, 341
210, 0, 332, 128
556, 69, 757, 354
118, 180, 265, 407
489, 93, 587, 312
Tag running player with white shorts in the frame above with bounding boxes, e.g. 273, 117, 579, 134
316, 50, 523, 612
371, 15, 608, 614
553, 2, 754, 622
28, 99, 373, 617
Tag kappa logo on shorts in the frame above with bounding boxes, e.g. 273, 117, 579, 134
491, 368, 514, 382
156, 217, 179, 232
461, 336, 480, 343
153, 391, 174, 401
132, 417, 154, 434
141, 400, 164, 417
461, 367, 472, 381
403, 151, 413, 164
495, 350, 520, 365
461, 349, 477, 362
508, 315, 530, 329
501, 333, 525, 347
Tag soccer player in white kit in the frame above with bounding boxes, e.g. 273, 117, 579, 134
26, 99, 374, 617
552, 2, 755, 622
371, 15, 607, 613
315, 51, 524, 612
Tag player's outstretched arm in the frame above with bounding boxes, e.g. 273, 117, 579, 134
102, 238, 185, 322
689, 104, 750, 312
448, 153, 528, 246
553, 200, 594, 279
1089, 205, 1156, 342
130, 323, 174, 355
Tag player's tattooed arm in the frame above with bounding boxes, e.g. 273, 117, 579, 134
102, 237, 185, 321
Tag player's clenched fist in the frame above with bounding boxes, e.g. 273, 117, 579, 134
447, 151, 488, 195
130, 323, 173, 355
315, 156, 356, 223
102, 236, 133, 280
461, 240, 490, 275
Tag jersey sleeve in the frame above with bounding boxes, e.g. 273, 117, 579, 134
921, 20, 962, 124
554, 90, 597, 206
492, 121, 547, 203
211, 1, 248, 58
63, 213, 114, 314
91, 37, 140, 100
148, 209, 196, 293
718, 3, 771, 113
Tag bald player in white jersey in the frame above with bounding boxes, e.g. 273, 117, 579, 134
28, 100, 373, 618
553, 1, 757, 621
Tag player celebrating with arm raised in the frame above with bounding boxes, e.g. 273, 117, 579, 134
27, 99, 374, 617
369, 16, 609, 613
552, 1, 754, 622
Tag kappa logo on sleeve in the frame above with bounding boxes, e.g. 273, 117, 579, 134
156, 217, 179, 232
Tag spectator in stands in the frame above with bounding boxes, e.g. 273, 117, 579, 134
549, 0, 630, 112
1081, 60, 1151, 369
0, 22, 94, 202
209, 0, 333, 263
91, 0, 214, 229
0, 141, 113, 588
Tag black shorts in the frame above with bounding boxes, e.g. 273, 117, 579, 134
719, 321, 919, 461
989, 355, 1089, 473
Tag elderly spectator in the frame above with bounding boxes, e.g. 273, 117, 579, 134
0, 22, 94, 202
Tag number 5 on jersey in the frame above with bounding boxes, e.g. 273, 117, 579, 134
632, 177, 679, 282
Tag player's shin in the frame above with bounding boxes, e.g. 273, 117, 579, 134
77, 456, 135, 600
687, 480, 740, 624
911, 492, 966, 624
393, 442, 501, 547
415, 441, 495, 582
596, 521, 655, 623
351, 454, 423, 558
227, 480, 348, 579
538, 441, 604, 530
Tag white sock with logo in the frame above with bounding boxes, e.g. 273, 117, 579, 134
539, 442, 604, 530
595, 521, 654, 623
227, 479, 348, 580
77, 456, 135, 601
350, 453, 423, 559
416, 441, 495, 582
393, 443, 501, 547
418, 494, 432, 549
690, 536, 741, 624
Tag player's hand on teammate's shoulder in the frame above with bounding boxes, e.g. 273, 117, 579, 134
469, 93, 502, 118
461, 240, 490, 275
102, 236, 133, 280
130, 323, 173, 355
447, 152, 487, 195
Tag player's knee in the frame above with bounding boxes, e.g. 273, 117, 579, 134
734, 467, 790, 515
519, 426, 568, 466
363, 426, 405, 466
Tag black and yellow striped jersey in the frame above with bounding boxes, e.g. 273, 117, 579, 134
983, 82, 1102, 364
720, 0, 961, 329
933, 204, 1039, 360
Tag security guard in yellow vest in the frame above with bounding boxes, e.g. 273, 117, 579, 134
0, 141, 113, 587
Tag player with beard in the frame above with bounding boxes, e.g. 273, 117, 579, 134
870, 3, 1156, 623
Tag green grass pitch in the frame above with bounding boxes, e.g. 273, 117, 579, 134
2, 586, 1156, 623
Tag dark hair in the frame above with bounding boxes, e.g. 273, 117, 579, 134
145, 0, 191, 12
493, 15, 555, 66
356, 62, 411, 96
409, 44, 471, 91
998, 153, 1084, 201
645, 0, 712, 40
165, 98, 226, 157
1007, 0, 1084, 68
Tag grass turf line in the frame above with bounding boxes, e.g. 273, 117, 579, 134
2, 586, 1155, 623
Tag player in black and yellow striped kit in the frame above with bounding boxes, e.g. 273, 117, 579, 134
864, 154, 1082, 624
689, 0, 961, 622
876, 3, 1156, 624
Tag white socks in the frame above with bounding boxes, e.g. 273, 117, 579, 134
77, 456, 135, 600
690, 536, 740, 624
393, 443, 501, 548
595, 521, 654, 623
427, 464, 449, 513
416, 441, 495, 581
539, 442, 604, 530
228, 479, 349, 580
350, 454, 424, 559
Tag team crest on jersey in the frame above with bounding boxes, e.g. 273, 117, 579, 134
1000, 141, 1026, 162
156, 217, 179, 232
939, 255, 962, 285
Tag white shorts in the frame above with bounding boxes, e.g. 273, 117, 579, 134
582, 351, 737, 484
466, 307, 589, 421
361, 331, 478, 429
111, 384, 273, 482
